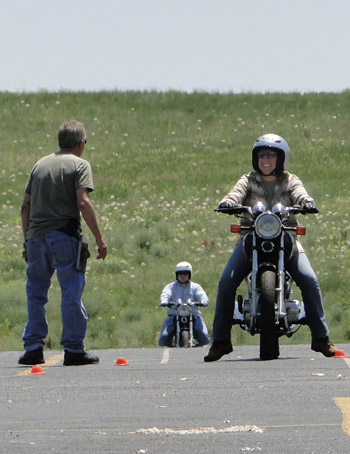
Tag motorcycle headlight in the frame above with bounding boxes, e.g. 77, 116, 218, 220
255, 212, 281, 239
272, 203, 286, 216
252, 202, 266, 216
177, 304, 191, 317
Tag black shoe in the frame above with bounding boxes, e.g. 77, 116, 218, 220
204, 340, 233, 362
311, 337, 339, 358
63, 350, 99, 366
18, 347, 44, 365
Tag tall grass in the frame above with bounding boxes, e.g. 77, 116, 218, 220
1, 90, 350, 351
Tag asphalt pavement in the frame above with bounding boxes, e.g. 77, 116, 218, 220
1, 344, 350, 453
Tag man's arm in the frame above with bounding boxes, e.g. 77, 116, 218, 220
20, 193, 31, 240
160, 283, 173, 306
193, 283, 209, 306
76, 188, 107, 260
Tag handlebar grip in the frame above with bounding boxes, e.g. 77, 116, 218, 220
304, 207, 319, 214
290, 205, 319, 215
215, 207, 247, 215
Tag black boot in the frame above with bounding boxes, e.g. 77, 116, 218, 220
18, 347, 44, 365
311, 337, 339, 357
63, 350, 99, 366
204, 340, 233, 362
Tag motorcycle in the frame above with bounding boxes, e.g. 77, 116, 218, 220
167, 299, 204, 348
216, 202, 317, 360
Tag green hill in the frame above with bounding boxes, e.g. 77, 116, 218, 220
1, 90, 350, 350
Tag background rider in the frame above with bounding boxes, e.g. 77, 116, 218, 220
159, 261, 210, 347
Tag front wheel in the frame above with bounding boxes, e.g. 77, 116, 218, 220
179, 330, 190, 348
259, 270, 279, 360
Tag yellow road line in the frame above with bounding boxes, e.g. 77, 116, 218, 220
334, 397, 350, 436
17, 354, 64, 376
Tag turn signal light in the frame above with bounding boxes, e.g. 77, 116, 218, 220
296, 226, 306, 235
231, 224, 241, 233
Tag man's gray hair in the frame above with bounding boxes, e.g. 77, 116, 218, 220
58, 120, 86, 149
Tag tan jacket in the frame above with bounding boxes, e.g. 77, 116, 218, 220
220, 171, 315, 253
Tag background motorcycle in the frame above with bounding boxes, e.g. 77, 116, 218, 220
167, 300, 204, 348
216, 202, 317, 360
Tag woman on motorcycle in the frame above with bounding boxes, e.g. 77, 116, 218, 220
204, 134, 340, 362
159, 261, 210, 347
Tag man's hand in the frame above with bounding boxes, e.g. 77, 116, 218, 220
22, 242, 28, 263
96, 238, 107, 260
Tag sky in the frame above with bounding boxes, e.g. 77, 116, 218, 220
1, 0, 350, 94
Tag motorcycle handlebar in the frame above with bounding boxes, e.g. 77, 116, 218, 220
287, 205, 319, 215
215, 205, 319, 216
214, 206, 250, 215
165, 302, 204, 307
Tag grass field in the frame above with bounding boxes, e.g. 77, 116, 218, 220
1, 90, 350, 351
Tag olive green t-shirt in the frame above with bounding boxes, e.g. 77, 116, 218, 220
262, 179, 277, 210
25, 151, 94, 239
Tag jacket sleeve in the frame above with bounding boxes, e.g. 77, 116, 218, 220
219, 174, 250, 205
160, 283, 173, 306
288, 174, 315, 206
193, 284, 209, 306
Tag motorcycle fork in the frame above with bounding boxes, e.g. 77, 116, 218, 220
277, 234, 288, 329
175, 315, 194, 348
251, 233, 288, 332
189, 314, 194, 347
250, 234, 259, 333
175, 316, 181, 348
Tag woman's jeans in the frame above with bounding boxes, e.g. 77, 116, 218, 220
23, 231, 88, 353
212, 243, 329, 342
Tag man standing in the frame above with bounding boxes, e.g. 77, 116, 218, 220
19, 120, 107, 366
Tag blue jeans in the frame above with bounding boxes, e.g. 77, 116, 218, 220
159, 314, 210, 347
23, 231, 88, 353
212, 243, 329, 342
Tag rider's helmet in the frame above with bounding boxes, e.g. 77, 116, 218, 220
252, 134, 290, 176
175, 261, 192, 281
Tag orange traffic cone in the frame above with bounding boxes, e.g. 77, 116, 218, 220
333, 350, 350, 358
114, 357, 129, 366
29, 365, 46, 375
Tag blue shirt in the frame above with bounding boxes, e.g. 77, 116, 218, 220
160, 281, 208, 315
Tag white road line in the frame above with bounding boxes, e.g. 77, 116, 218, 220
128, 425, 264, 434
160, 348, 169, 364
343, 357, 350, 368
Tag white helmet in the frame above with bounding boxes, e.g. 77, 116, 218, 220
175, 261, 192, 280
252, 134, 289, 175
